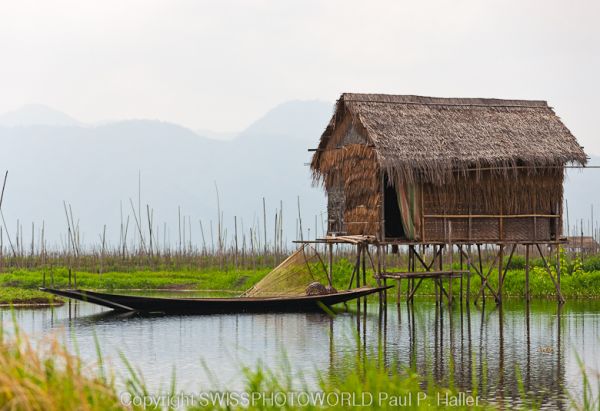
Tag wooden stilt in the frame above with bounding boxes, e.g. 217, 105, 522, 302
535, 243, 565, 304
327, 243, 333, 287
411, 246, 416, 302
459, 245, 464, 304
397, 248, 402, 306
448, 223, 453, 307
356, 244, 361, 313
438, 245, 444, 304
406, 246, 413, 301
362, 245, 367, 312
477, 244, 484, 303
497, 245, 504, 305
466, 244, 471, 305
472, 249, 500, 305
525, 244, 530, 302
347, 248, 361, 290
362, 245, 367, 286
356, 245, 361, 288
380, 245, 387, 304
556, 245, 563, 305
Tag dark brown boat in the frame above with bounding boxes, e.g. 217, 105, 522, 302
39, 286, 390, 314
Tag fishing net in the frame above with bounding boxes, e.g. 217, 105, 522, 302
242, 244, 332, 297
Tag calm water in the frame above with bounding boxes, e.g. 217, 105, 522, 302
2, 294, 600, 409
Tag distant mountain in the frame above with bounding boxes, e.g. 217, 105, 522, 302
0, 101, 331, 248
240, 100, 331, 141
0, 104, 81, 127
195, 128, 238, 141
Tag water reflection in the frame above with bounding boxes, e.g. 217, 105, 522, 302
346, 298, 589, 410
2, 297, 599, 409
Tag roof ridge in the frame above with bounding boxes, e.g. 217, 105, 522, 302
341, 93, 549, 108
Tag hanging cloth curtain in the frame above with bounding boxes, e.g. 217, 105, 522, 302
396, 181, 422, 240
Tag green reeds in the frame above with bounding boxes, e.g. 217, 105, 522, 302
1, 320, 600, 410
0, 323, 129, 410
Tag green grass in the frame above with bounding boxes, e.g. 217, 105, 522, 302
2, 254, 600, 306
1, 267, 269, 292
0, 267, 270, 305
0, 287, 62, 306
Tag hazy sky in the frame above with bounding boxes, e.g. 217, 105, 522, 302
1, 0, 599, 153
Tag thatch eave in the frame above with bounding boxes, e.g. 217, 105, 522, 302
311, 93, 588, 186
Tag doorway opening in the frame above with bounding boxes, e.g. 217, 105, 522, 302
383, 174, 406, 239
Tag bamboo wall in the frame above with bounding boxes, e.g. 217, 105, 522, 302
326, 162, 563, 242
421, 171, 563, 242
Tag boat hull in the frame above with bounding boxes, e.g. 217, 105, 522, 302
39, 286, 391, 314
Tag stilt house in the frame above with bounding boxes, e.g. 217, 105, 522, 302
311, 94, 587, 244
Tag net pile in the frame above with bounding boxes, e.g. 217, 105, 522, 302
242, 245, 330, 297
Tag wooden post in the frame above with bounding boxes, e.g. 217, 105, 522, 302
356, 245, 361, 288
535, 243, 564, 303
328, 243, 333, 287
438, 244, 444, 304
497, 245, 504, 305
448, 222, 453, 307
459, 244, 464, 305
362, 245, 367, 287
396, 245, 401, 307
466, 244, 471, 305
376, 244, 384, 303
362, 244, 367, 312
525, 244, 530, 302
420, 183, 425, 242
556, 244, 563, 304
406, 246, 412, 301
411, 246, 416, 302
477, 244, 484, 303
381, 245, 387, 304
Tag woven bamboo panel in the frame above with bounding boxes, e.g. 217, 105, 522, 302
327, 184, 345, 234
424, 217, 555, 242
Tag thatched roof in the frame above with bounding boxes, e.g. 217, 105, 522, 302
312, 93, 588, 185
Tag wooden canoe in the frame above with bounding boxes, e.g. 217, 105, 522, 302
39, 286, 391, 314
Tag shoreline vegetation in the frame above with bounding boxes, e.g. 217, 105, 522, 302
1, 251, 600, 305
0, 287, 63, 306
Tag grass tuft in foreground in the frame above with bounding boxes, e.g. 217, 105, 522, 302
0, 326, 127, 410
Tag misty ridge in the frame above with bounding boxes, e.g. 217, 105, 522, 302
0, 101, 331, 250
0, 101, 597, 250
